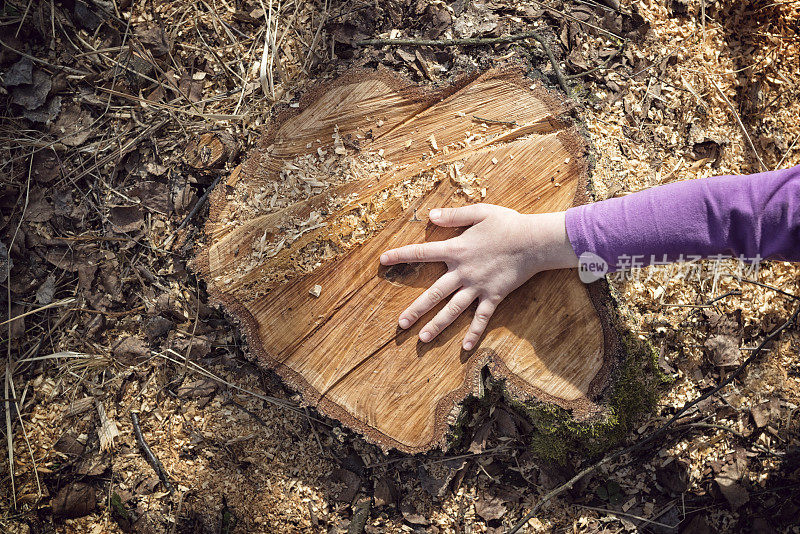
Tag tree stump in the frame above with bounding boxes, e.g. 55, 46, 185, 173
193, 68, 657, 454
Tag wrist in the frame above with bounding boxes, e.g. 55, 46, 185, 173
523, 211, 579, 271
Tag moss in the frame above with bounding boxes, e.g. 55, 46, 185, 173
506, 286, 672, 463
442, 292, 671, 461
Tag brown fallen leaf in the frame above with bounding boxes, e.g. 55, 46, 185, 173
705, 334, 740, 368
75, 453, 109, 476
715, 476, 749, 510
113, 336, 149, 362
23, 95, 61, 124
50, 104, 93, 147
475, 492, 506, 522
12, 69, 51, 110
328, 468, 361, 503
144, 316, 173, 340
468, 417, 493, 454
53, 434, 86, 457
493, 407, 519, 440
36, 274, 56, 305
2, 57, 33, 86
109, 205, 144, 233
400, 499, 429, 526
25, 196, 54, 223
373, 477, 397, 508
51, 482, 96, 518
656, 458, 690, 495
130, 181, 171, 214
136, 24, 171, 57
751, 398, 779, 429
177, 378, 218, 400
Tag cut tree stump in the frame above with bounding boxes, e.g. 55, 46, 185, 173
193, 68, 656, 454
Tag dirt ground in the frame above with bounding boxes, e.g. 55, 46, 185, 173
2, 0, 800, 532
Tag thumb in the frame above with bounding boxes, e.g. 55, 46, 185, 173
429, 204, 489, 227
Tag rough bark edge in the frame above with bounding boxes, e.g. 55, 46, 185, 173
192, 67, 623, 453
503, 283, 667, 463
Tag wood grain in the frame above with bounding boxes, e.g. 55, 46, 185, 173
194, 68, 611, 452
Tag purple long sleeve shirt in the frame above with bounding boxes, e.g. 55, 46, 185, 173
565, 164, 800, 273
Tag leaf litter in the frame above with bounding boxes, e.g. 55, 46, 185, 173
2, 0, 800, 533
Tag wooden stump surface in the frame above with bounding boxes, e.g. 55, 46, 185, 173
193, 68, 615, 452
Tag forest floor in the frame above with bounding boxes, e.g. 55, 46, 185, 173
2, 0, 800, 532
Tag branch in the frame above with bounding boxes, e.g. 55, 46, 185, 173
527, 32, 571, 97
709, 77, 767, 172
356, 31, 545, 47
131, 412, 175, 493
355, 31, 572, 97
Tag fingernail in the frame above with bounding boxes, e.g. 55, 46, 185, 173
429, 209, 441, 220
419, 331, 432, 342
380, 253, 388, 264
463, 341, 474, 351
399, 318, 410, 329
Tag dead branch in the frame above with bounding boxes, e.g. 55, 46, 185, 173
527, 32, 571, 97
357, 31, 572, 97
709, 77, 768, 172
356, 31, 545, 47
131, 412, 175, 493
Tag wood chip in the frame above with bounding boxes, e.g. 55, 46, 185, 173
96, 400, 120, 452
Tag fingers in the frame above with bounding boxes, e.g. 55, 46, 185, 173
419, 288, 477, 343
429, 204, 489, 228
380, 240, 450, 266
462, 299, 498, 351
398, 272, 460, 329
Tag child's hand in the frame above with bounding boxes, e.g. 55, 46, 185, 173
380, 204, 578, 350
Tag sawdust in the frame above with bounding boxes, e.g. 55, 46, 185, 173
5, 0, 800, 532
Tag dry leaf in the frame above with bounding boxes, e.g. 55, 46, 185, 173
52, 483, 96, 518
475, 493, 507, 522
11, 70, 51, 110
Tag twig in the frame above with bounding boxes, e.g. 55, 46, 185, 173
709, 77, 767, 172
0, 38, 91, 76
5, 155, 32, 510
223, 398, 270, 427
775, 134, 798, 171
164, 174, 223, 250
566, 44, 624, 80
508, 304, 799, 533
528, 0, 625, 40
357, 31, 548, 47
131, 412, 175, 493
68, 305, 146, 318
156, 348, 332, 425
575, 504, 676, 529
0, 298, 76, 327
177, 174, 223, 232
725, 275, 799, 302
527, 32, 571, 97
359, 28, 578, 96
472, 115, 517, 127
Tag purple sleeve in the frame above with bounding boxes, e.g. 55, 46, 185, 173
565, 164, 800, 272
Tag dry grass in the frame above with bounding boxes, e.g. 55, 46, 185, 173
1, 0, 800, 532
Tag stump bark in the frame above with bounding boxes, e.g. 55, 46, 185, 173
193, 68, 655, 453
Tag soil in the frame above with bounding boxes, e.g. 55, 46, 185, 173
2, 0, 800, 533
